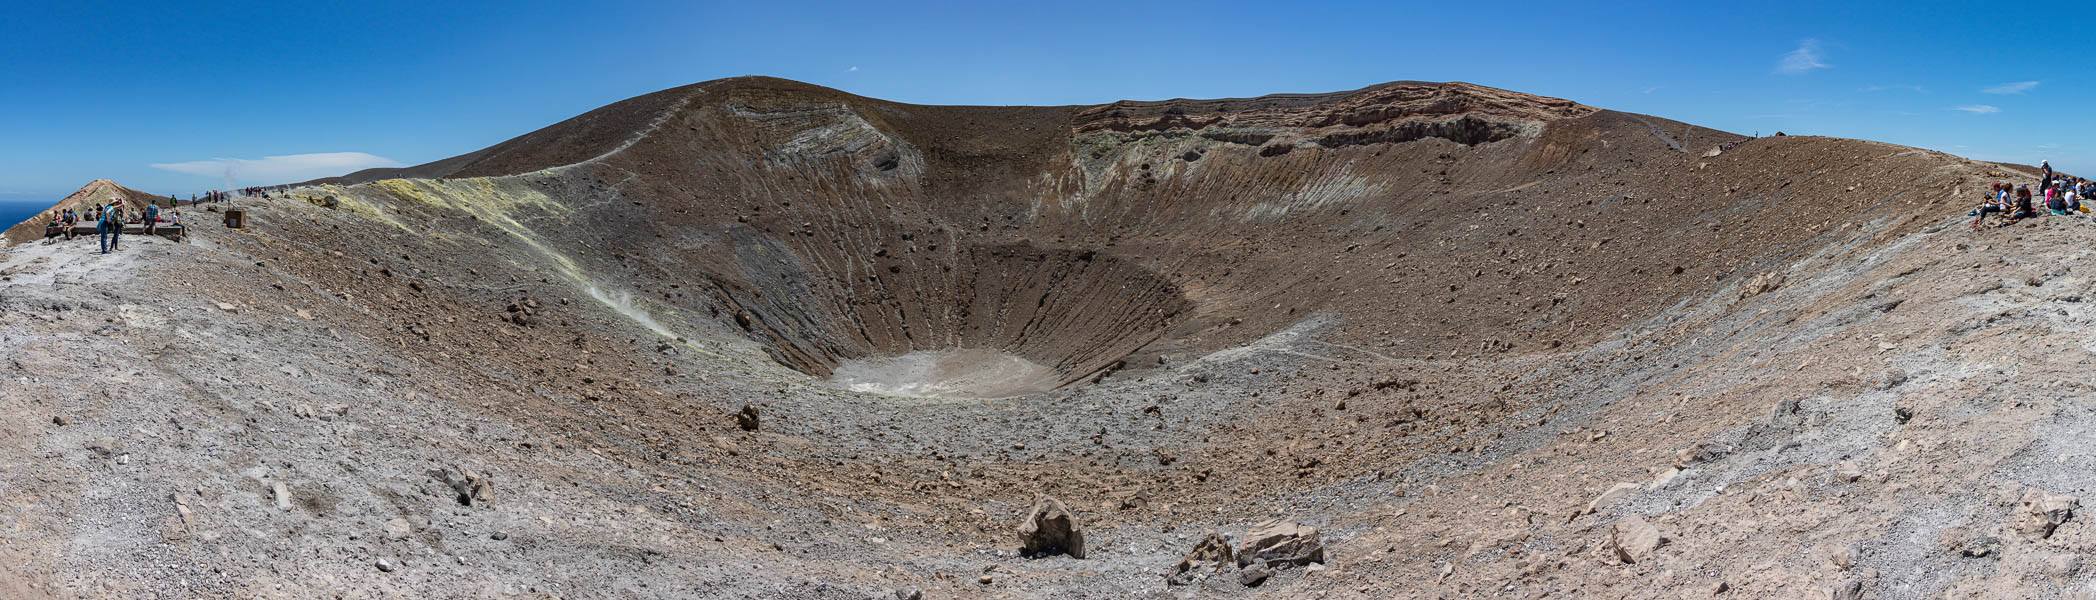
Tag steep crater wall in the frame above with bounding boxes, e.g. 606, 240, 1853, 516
712, 239, 1190, 390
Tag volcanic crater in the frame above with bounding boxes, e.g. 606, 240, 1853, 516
4, 75, 2075, 599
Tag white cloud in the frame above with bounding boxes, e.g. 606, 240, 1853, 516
1776, 39, 1829, 75
150, 152, 402, 185
1982, 80, 2039, 94
1641, 86, 1659, 94
847, 66, 859, 72
1863, 84, 1925, 93
1954, 105, 2001, 114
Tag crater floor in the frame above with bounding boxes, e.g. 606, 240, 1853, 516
828, 349, 1061, 398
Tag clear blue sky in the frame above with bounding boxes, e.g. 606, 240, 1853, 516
3, 0, 2089, 205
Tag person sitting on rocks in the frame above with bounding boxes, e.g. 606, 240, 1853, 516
1973, 184, 2012, 225
2008, 185, 2037, 222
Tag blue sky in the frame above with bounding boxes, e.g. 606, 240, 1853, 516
3, 0, 2089, 204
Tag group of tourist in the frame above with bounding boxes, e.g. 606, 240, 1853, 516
191, 185, 289, 205
1971, 161, 2087, 226
45, 197, 181, 253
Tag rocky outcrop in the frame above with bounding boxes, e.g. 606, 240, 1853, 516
1017, 495, 1085, 558
1237, 519, 1323, 569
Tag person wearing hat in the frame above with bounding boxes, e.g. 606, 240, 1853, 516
97, 198, 123, 253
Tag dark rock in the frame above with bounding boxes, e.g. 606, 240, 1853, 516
736, 404, 761, 431
1238, 563, 1271, 586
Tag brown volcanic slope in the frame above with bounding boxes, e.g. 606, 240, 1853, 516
8, 76, 2079, 600
309, 77, 1765, 385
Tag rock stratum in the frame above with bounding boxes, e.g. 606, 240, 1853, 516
3, 76, 2088, 599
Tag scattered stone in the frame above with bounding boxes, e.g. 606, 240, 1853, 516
1827, 579, 1864, 600
976, 574, 992, 585
1610, 516, 1665, 564
490, 531, 509, 541
1711, 581, 1730, 595
1237, 519, 1323, 569
375, 558, 396, 573
85, 437, 122, 458
1574, 482, 1642, 520
736, 404, 761, 431
1166, 532, 1234, 586
2017, 488, 2079, 539
215, 302, 239, 313
385, 518, 412, 541
1878, 368, 1908, 390
894, 587, 922, 600
170, 493, 195, 527
1650, 467, 1683, 487
1016, 495, 1085, 558
1769, 398, 1805, 427
431, 467, 494, 507
51, 415, 68, 426
1673, 443, 1726, 469
1739, 271, 1785, 300
273, 482, 293, 511
1238, 563, 1271, 587
1835, 461, 1863, 482
1938, 526, 1998, 558
1829, 546, 1854, 571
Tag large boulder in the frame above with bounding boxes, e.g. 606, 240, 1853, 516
1237, 519, 1324, 569
1017, 495, 1085, 558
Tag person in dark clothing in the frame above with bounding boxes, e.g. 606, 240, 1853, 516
2011, 185, 2037, 220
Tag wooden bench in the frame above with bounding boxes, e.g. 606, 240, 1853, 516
44, 223, 186, 241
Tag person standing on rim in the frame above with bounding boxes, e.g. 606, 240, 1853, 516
97, 198, 119, 253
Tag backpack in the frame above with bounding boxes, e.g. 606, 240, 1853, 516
146, 205, 158, 221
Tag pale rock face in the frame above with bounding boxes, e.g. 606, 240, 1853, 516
1610, 516, 1665, 564
1237, 519, 1324, 569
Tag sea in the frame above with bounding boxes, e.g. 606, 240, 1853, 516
0, 201, 48, 228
